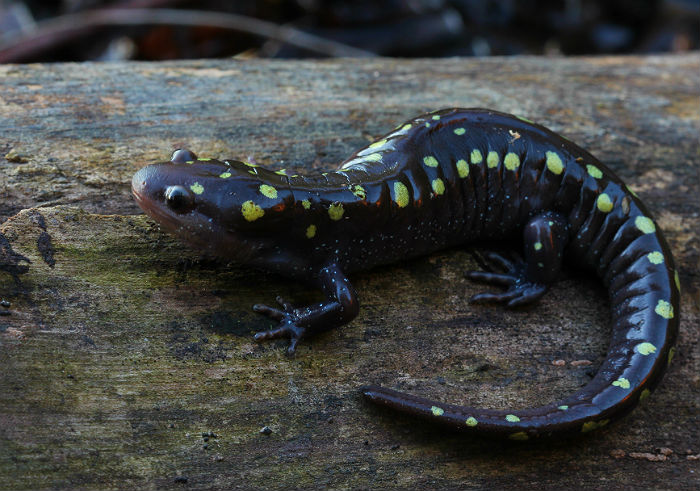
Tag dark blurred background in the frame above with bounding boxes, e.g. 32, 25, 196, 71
0, 0, 698, 63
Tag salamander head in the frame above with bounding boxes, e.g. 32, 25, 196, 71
131, 149, 292, 262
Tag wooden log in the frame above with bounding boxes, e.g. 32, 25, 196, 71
1, 55, 698, 489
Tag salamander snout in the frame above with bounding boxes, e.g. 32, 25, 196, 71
131, 165, 154, 205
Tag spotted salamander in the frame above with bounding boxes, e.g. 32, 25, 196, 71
132, 108, 679, 440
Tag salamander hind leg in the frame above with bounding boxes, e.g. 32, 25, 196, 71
252, 263, 359, 355
466, 212, 569, 308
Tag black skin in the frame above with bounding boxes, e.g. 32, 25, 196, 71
252, 212, 567, 350
132, 108, 679, 440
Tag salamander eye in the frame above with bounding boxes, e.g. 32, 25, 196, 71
170, 148, 197, 164
164, 185, 195, 214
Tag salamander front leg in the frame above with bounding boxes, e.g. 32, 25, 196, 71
466, 211, 569, 307
252, 263, 359, 355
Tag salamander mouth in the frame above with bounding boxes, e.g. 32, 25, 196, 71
132, 187, 178, 230
132, 167, 200, 242
132, 184, 259, 262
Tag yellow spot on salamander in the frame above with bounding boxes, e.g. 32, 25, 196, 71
635, 216, 655, 234
431, 406, 444, 416
432, 115, 441, 120
636, 342, 657, 356
198, 158, 211, 161
328, 202, 344, 221
470, 149, 483, 164
365, 153, 382, 162
190, 182, 204, 195
509, 432, 529, 441
301, 199, 311, 210
558, 405, 568, 410
505, 414, 520, 423
456, 159, 469, 178
597, 193, 614, 213
275, 169, 287, 175
639, 389, 651, 402
425, 122, 431, 128
401, 123, 412, 131
465, 417, 478, 427
369, 139, 387, 149
516, 115, 534, 124
647, 251, 664, 264
487, 151, 499, 168
259, 184, 278, 199
674, 271, 681, 291
581, 419, 609, 433
394, 182, 409, 208
612, 377, 630, 389
423, 155, 439, 167
305, 224, 316, 239
185, 160, 194, 164
219, 171, 232, 179
534, 242, 543, 251
654, 300, 674, 319
667, 347, 675, 366
243, 161, 257, 167
350, 184, 366, 199
241, 200, 264, 222
432, 178, 445, 196
586, 165, 603, 179
545, 151, 564, 175
504, 152, 520, 171
454, 127, 466, 135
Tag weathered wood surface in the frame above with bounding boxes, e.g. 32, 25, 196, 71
1, 55, 698, 489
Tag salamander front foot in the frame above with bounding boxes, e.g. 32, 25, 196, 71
466, 252, 547, 307
251, 264, 359, 355
253, 296, 306, 355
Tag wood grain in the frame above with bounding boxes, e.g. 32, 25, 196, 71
1, 55, 699, 489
